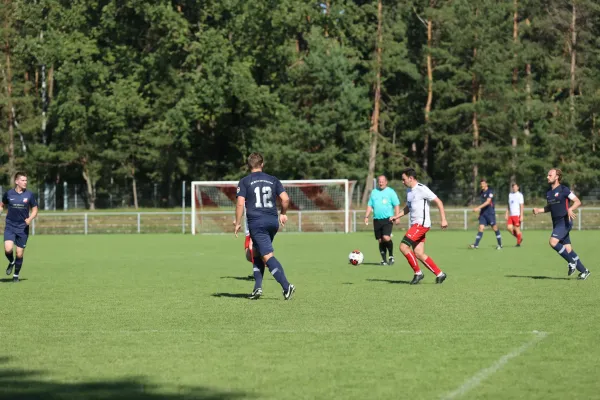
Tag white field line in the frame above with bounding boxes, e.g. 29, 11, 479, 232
441, 330, 549, 400
0, 329, 549, 336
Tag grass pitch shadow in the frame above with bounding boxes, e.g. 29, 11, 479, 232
505, 274, 571, 281
220, 275, 255, 281
0, 278, 27, 283
367, 278, 411, 285
361, 262, 390, 266
0, 357, 252, 400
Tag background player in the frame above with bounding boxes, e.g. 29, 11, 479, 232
505, 183, 524, 246
390, 168, 448, 284
364, 175, 401, 265
0, 172, 38, 282
533, 168, 590, 279
470, 179, 502, 249
234, 152, 295, 300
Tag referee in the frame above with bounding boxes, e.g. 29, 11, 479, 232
364, 175, 401, 265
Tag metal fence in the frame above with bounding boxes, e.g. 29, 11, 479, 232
0, 182, 188, 211
6, 208, 600, 235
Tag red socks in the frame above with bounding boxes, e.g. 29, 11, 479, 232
404, 252, 421, 274
422, 256, 442, 276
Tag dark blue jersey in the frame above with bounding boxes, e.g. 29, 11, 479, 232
546, 185, 573, 222
237, 172, 285, 225
480, 188, 495, 215
2, 189, 38, 230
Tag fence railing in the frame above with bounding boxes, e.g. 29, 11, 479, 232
6, 208, 600, 235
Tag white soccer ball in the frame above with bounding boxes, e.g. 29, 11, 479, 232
348, 250, 364, 266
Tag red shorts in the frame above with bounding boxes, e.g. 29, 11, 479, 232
402, 224, 430, 246
507, 216, 521, 227
244, 234, 253, 262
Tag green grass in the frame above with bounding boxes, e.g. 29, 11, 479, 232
0, 231, 598, 400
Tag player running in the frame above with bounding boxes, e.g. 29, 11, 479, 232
234, 152, 295, 300
390, 168, 448, 285
505, 183, 524, 247
0, 172, 38, 282
470, 179, 502, 249
364, 175, 401, 265
533, 168, 590, 279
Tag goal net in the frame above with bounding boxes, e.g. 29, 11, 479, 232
191, 180, 356, 234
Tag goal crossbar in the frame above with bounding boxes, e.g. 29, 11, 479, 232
191, 179, 352, 234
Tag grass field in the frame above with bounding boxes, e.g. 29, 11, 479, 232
0, 231, 598, 400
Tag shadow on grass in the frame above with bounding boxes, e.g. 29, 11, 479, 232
211, 292, 278, 301
0, 356, 251, 400
361, 262, 389, 266
220, 276, 254, 281
366, 278, 411, 285
505, 274, 571, 281
0, 278, 27, 283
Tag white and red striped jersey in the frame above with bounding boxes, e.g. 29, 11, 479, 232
406, 183, 438, 228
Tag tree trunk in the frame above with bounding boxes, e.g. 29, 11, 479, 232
472, 22, 479, 200
423, 6, 433, 173
82, 163, 96, 210
524, 18, 531, 137
3, 26, 16, 179
510, 0, 519, 184
362, 0, 383, 206
569, 0, 576, 124
131, 166, 139, 210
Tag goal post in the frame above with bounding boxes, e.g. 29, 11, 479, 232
191, 179, 356, 234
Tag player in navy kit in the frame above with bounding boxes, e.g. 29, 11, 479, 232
0, 172, 38, 282
470, 179, 502, 249
234, 153, 295, 300
533, 169, 590, 279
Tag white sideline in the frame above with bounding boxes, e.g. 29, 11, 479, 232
441, 330, 548, 400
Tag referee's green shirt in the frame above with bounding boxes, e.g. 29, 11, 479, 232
368, 187, 400, 219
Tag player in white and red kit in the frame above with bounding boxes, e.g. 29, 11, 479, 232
505, 183, 524, 246
390, 168, 448, 285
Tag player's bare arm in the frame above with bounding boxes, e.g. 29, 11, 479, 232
532, 205, 551, 215
567, 194, 581, 220
433, 198, 448, 229
392, 205, 401, 224
520, 202, 524, 222
234, 196, 245, 237
364, 206, 373, 225
473, 198, 492, 212
24, 206, 38, 226
279, 191, 289, 226
390, 205, 409, 222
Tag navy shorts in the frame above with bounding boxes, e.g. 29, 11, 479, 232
551, 219, 572, 245
249, 221, 279, 257
479, 213, 496, 226
4, 226, 29, 248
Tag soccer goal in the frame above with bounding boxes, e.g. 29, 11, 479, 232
191, 180, 357, 234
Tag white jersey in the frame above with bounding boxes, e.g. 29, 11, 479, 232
406, 183, 438, 228
508, 191, 524, 216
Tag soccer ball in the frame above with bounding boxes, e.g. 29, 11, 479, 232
348, 250, 364, 266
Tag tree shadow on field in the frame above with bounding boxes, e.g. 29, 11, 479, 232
505, 275, 571, 281
0, 278, 27, 283
220, 276, 254, 281
0, 356, 252, 400
366, 278, 411, 285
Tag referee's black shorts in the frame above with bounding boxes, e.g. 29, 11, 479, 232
373, 218, 393, 240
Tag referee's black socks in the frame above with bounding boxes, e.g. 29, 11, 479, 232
379, 242, 387, 261
5, 251, 13, 263
386, 240, 394, 257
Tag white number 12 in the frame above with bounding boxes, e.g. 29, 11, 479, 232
254, 186, 273, 208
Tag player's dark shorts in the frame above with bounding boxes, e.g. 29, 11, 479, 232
373, 218, 393, 240
551, 219, 572, 245
478, 213, 496, 226
248, 220, 279, 257
4, 225, 29, 248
